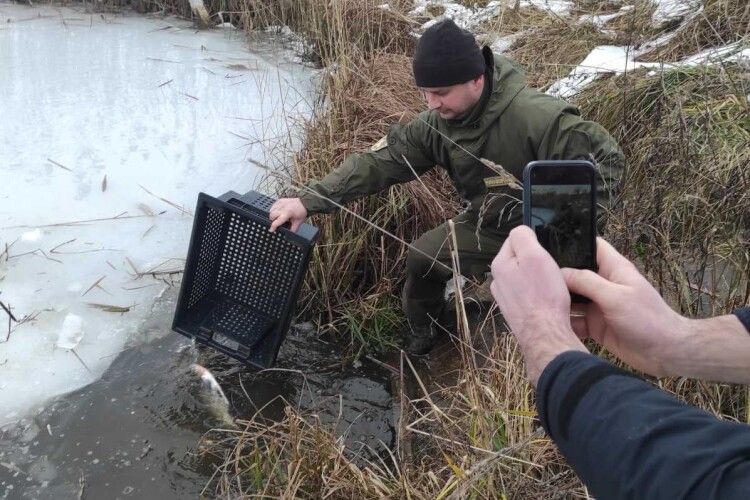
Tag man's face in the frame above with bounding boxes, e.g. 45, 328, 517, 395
419, 74, 485, 120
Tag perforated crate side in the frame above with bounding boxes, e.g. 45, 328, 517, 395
173, 191, 319, 369
213, 211, 304, 320
186, 205, 226, 309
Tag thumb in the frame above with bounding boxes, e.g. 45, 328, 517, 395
561, 268, 613, 304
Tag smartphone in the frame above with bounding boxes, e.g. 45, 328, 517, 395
523, 160, 597, 302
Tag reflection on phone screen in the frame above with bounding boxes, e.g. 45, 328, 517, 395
530, 184, 593, 269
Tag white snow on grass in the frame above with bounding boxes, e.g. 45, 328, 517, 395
546, 39, 748, 99
0, 4, 317, 425
652, 0, 702, 28
490, 32, 522, 54
411, 0, 573, 32
681, 41, 750, 66
546, 45, 666, 98
520, 0, 573, 16
578, 5, 634, 30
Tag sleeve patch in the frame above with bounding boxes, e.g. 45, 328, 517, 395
370, 135, 388, 152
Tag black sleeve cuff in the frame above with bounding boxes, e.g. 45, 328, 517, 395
536, 350, 638, 441
733, 306, 750, 334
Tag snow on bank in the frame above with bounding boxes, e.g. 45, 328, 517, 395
410, 0, 573, 31
546, 38, 749, 99
0, 4, 317, 425
546, 46, 665, 98
681, 41, 750, 66
578, 4, 633, 30
652, 0, 702, 28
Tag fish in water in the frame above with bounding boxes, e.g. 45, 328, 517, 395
191, 364, 237, 429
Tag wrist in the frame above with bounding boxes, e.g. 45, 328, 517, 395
656, 313, 693, 378
516, 314, 588, 387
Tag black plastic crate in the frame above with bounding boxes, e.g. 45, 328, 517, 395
172, 190, 319, 368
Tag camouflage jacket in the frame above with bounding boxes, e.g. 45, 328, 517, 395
299, 47, 623, 227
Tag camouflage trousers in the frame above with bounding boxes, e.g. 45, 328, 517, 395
402, 211, 514, 338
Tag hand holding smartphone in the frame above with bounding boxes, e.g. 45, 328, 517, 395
522, 160, 597, 303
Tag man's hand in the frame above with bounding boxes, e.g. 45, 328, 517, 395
561, 238, 685, 377
268, 198, 307, 233
490, 226, 588, 386
563, 239, 750, 383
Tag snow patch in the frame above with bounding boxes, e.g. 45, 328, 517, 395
411, 1, 492, 30
520, 0, 573, 16
548, 39, 749, 99
490, 33, 522, 54
410, 0, 573, 33
578, 10, 626, 29
546, 46, 664, 99
652, 0, 701, 28
21, 229, 42, 242
57, 314, 84, 350
680, 41, 750, 66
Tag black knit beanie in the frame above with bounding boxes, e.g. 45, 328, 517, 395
412, 19, 485, 87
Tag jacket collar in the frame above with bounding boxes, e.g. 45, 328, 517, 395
444, 46, 528, 129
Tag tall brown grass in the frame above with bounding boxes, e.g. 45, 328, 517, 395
53, 0, 748, 496
239, 0, 463, 356
190, 1, 749, 498
638, 0, 750, 62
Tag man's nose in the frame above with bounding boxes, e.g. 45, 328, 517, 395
425, 93, 440, 110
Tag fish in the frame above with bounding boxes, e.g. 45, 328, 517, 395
190, 364, 237, 429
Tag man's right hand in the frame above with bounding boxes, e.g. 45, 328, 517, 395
563, 239, 750, 384
561, 238, 687, 378
268, 197, 307, 233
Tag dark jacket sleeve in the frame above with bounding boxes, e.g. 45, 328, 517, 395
537, 111, 625, 227
734, 306, 750, 333
298, 119, 435, 214
537, 350, 750, 500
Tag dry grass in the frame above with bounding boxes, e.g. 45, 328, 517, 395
240, 0, 417, 64
202, 302, 589, 498
498, 0, 659, 89
289, 52, 462, 355
237, 0, 463, 356
638, 0, 750, 62
577, 64, 750, 316
604, 0, 659, 45
40, 0, 748, 496
477, 4, 557, 36
508, 21, 611, 89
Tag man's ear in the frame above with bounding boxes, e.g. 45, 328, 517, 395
473, 74, 484, 91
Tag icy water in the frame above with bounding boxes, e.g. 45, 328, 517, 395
0, 289, 396, 498
0, 4, 397, 497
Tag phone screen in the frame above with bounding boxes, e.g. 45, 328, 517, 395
525, 163, 596, 270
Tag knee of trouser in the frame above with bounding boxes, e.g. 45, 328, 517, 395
405, 238, 439, 280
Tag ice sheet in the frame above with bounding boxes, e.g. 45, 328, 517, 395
0, 3, 317, 425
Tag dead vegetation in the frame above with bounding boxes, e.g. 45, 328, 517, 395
638, 0, 750, 62
577, 64, 750, 316
16, 0, 749, 497
196, 0, 749, 497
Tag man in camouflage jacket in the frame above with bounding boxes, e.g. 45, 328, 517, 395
269, 19, 623, 355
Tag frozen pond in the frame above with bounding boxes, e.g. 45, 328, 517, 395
0, 4, 393, 498
0, 3, 315, 424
